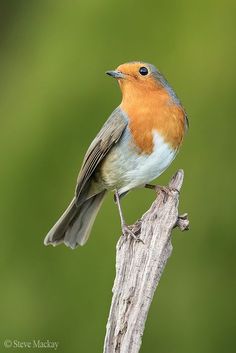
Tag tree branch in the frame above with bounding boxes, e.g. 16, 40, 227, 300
103, 169, 189, 353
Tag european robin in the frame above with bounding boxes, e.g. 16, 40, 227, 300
44, 61, 188, 249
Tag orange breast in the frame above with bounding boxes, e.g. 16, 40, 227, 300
120, 86, 186, 154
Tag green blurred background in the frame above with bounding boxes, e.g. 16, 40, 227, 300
0, 0, 235, 352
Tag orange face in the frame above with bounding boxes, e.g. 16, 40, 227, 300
115, 62, 161, 94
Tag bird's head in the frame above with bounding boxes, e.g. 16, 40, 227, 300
106, 62, 163, 92
106, 61, 179, 105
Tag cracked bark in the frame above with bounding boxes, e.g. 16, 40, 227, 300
103, 169, 189, 353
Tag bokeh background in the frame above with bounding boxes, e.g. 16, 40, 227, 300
0, 1, 235, 352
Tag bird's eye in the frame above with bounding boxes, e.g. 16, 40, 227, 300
139, 67, 148, 76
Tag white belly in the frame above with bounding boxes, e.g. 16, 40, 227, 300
100, 129, 177, 195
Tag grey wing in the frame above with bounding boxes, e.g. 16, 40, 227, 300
75, 107, 128, 201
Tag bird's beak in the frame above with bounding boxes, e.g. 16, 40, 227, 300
106, 70, 125, 79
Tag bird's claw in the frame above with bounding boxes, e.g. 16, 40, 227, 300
145, 183, 179, 203
122, 224, 144, 243
156, 185, 180, 203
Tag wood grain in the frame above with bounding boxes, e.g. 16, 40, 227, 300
103, 169, 189, 353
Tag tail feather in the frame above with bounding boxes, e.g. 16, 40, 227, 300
44, 191, 106, 249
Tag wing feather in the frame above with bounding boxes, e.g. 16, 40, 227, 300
75, 107, 128, 200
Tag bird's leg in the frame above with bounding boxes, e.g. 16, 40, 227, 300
145, 183, 170, 194
145, 183, 179, 203
144, 183, 156, 190
114, 190, 142, 242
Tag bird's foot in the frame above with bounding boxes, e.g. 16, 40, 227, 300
145, 184, 179, 203
121, 223, 143, 243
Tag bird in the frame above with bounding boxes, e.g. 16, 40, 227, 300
44, 61, 188, 249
